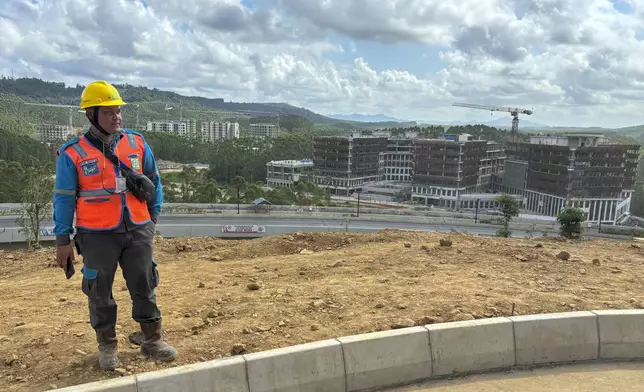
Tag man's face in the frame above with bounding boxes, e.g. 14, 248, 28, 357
94, 106, 122, 134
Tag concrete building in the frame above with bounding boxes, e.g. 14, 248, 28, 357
411, 135, 490, 208
381, 138, 414, 182
146, 120, 196, 137
479, 141, 506, 190
248, 123, 280, 139
265, 159, 314, 188
201, 122, 240, 143
37, 124, 75, 142
312, 135, 388, 195
497, 134, 640, 224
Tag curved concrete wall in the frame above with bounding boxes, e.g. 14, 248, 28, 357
51, 310, 644, 392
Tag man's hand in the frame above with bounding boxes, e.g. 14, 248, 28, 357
56, 244, 75, 270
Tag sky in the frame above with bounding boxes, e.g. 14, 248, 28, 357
1, 0, 644, 128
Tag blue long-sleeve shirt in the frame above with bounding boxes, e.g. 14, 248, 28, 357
53, 130, 163, 244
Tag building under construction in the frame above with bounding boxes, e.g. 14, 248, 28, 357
497, 134, 639, 224
312, 135, 388, 195
411, 134, 507, 208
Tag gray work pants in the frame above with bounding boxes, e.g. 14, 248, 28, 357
75, 221, 162, 333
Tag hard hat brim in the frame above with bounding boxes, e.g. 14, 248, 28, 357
80, 99, 127, 109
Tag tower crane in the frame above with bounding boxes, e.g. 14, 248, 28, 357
452, 102, 533, 133
23, 102, 79, 129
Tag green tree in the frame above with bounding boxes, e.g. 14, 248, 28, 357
495, 194, 520, 237
557, 206, 587, 239
15, 164, 54, 249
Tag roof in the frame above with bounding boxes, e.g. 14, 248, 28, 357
252, 197, 272, 205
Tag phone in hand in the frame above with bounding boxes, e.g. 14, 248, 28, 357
65, 256, 75, 279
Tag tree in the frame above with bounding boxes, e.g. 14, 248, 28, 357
557, 206, 587, 239
15, 164, 54, 249
495, 194, 520, 237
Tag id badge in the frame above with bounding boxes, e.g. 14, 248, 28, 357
116, 176, 127, 193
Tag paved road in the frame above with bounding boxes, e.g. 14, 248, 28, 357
390, 362, 644, 391
0, 215, 531, 237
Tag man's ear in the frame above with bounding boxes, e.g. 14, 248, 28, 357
85, 108, 94, 121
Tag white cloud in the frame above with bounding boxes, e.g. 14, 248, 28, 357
0, 0, 643, 127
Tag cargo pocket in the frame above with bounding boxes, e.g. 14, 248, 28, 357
150, 259, 159, 289
81, 266, 98, 299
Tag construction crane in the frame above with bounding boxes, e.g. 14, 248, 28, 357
23, 102, 79, 129
452, 102, 533, 133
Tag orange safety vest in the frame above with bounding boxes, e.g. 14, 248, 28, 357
62, 131, 151, 230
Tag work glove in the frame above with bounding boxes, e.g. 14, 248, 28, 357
56, 244, 75, 270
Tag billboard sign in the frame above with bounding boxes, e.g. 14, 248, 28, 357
221, 225, 266, 233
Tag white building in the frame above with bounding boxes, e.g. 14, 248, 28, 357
265, 159, 314, 188
248, 123, 280, 139
37, 124, 75, 142
380, 138, 414, 182
201, 122, 240, 143
146, 119, 197, 138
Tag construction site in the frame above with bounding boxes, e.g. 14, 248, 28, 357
1, 230, 644, 391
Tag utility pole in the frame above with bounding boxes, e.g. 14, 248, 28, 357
474, 199, 480, 223
357, 191, 360, 217
237, 187, 240, 215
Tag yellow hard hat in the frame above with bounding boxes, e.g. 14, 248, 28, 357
79, 80, 126, 109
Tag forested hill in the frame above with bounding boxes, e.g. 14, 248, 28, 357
0, 77, 347, 125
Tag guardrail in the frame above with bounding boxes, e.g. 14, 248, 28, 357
51, 309, 644, 392
0, 202, 557, 224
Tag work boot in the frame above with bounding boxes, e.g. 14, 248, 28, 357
140, 320, 177, 362
96, 329, 121, 371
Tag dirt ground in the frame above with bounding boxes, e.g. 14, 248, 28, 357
1, 230, 644, 391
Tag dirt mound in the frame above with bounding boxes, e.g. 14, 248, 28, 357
1, 232, 643, 391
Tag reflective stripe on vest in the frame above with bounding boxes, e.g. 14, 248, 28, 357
64, 133, 151, 230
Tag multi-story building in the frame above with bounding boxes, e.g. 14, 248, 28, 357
248, 123, 280, 139
265, 159, 314, 188
380, 138, 414, 182
411, 134, 490, 208
146, 119, 197, 138
497, 134, 639, 224
479, 141, 506, 190
37, 124, 75, 142
201, 122, 240, 143
312, 135, 388, 195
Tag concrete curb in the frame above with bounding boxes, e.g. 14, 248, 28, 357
50, 310, 644, 392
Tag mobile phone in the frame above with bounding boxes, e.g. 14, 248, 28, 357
65, 257, 75, 279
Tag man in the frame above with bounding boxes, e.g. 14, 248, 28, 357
53, 80, 177, 371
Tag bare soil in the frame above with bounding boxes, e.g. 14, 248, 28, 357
1, 230, 643, 391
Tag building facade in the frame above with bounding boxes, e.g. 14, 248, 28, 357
37, 124, 75, 142
248, 123, 280, 139
312, 135, 388, 195
411, 135, 489, 208
380, 138, 414, 182
146, 120, 197, 138
497, 134, 639, 224
201, 122, 240, 143
265, 159, 314, 188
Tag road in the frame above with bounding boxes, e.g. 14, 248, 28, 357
0, 214, 534, 242
389, 362, 644, 391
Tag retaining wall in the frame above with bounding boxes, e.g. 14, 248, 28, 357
51, 309, 644, 392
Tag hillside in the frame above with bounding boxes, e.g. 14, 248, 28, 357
0, 77, 406, 130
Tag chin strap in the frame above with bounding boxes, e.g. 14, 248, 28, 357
87, 107, 111, 136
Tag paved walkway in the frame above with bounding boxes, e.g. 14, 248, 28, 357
391, 362, 644, 391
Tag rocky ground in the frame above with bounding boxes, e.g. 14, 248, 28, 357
1, 230, 643, 391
